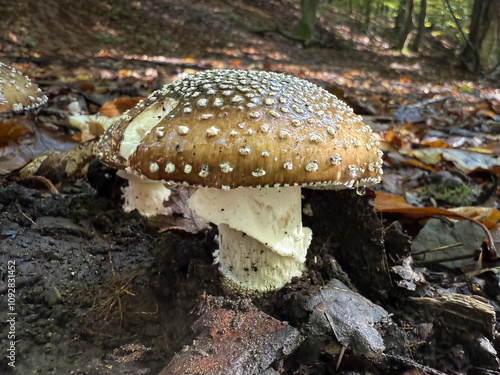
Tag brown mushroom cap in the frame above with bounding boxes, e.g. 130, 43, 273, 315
97, 69, 382, 189
0, 62, 47, 113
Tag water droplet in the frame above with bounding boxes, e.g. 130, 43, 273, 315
356, 185, 366, 196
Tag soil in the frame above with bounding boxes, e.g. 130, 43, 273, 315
0, 164, 385, 374
0, 163, 218, 374
1, 0, 498, 374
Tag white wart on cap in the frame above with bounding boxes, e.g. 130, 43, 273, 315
97, 69, 382, 187
0, 62, 47, 113
96, 69, 383, 292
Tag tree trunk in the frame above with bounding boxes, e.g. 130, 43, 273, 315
395, 0, 414, 50
393, 0, 407, 34
462, 0, 500, 73
296, 0, 318, 45
362, 0, 373, 33
410, 0, 426, 51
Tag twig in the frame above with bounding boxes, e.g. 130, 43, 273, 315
414, 252, 479, 266
409, 96, 448, 108
335, 345, 346, 371
17, 206, 38, 226
412, 243, 463, 256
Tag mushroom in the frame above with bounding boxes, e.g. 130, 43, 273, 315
0, 62, 47, 113
95, 69, 383, 293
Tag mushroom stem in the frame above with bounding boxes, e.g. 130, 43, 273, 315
187, 186, 312, 292
216, 223, 308, 292
117, 170, 172, 217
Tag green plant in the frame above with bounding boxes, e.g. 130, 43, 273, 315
95, 31, 124, 45
424, 183, 474, 206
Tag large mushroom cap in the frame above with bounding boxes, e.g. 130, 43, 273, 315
0, 62, 48, 113
97, 69, 382, 189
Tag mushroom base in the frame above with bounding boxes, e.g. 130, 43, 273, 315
187, 186, 312, 292
117, 170, 172, 217
216, 223, 307, 292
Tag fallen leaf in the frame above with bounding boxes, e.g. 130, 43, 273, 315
16, 142, 95, 184
99, 97, 145, 118
0, 118, 34, 145
448, 207, 500, 229
406, 148, 500, 174
375, 191, 498, 260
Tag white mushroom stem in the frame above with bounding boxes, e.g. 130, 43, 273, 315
117, 170, 172, 217
187, 186, 312, 292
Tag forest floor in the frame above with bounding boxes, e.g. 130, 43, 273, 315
1, 0, 500, 374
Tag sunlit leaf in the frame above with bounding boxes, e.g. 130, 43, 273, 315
461, 83, 473, 93
407, 148, 500, 173
448, 207, 500, 229
476, 109, 499, 120
421, 138, 452, 148
405, 158, 437, 171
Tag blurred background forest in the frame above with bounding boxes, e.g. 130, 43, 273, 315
1, 0, 499, 77
298, 0, 499, 74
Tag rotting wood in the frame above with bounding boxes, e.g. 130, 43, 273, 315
410, 293, 496, 339
159, 296, 303, 375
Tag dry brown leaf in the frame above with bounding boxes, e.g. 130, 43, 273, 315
420, 139, 452, 148
99, 97, 145, 118
375, 191, 497, 259
0, 118, 34, 145
448, 207, 500, 229
404, 158, 437, 171
375, 191, 493, 225
384, 129, 406, 149
17, 142, 95, 184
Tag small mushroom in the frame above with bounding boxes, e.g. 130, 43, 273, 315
95, 69, 383, 293
0, 62, 47, 113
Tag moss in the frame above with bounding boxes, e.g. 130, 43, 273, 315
424, 183, 473, 207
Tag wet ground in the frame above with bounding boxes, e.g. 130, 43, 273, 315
0, 168, 209, 374
0, 161, 387, 374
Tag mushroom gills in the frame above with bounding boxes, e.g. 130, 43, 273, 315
187, 186, 312, 291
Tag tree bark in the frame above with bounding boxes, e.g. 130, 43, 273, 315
393, 0, 407, 34
296, 0, 318, 45
462, 0, 500, 73
362, 0, 373, 33
410, 0, 426, 51
395, 0, 414, 50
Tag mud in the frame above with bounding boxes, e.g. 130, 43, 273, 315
0, 162, 387, 374
0, 165, 220, 374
